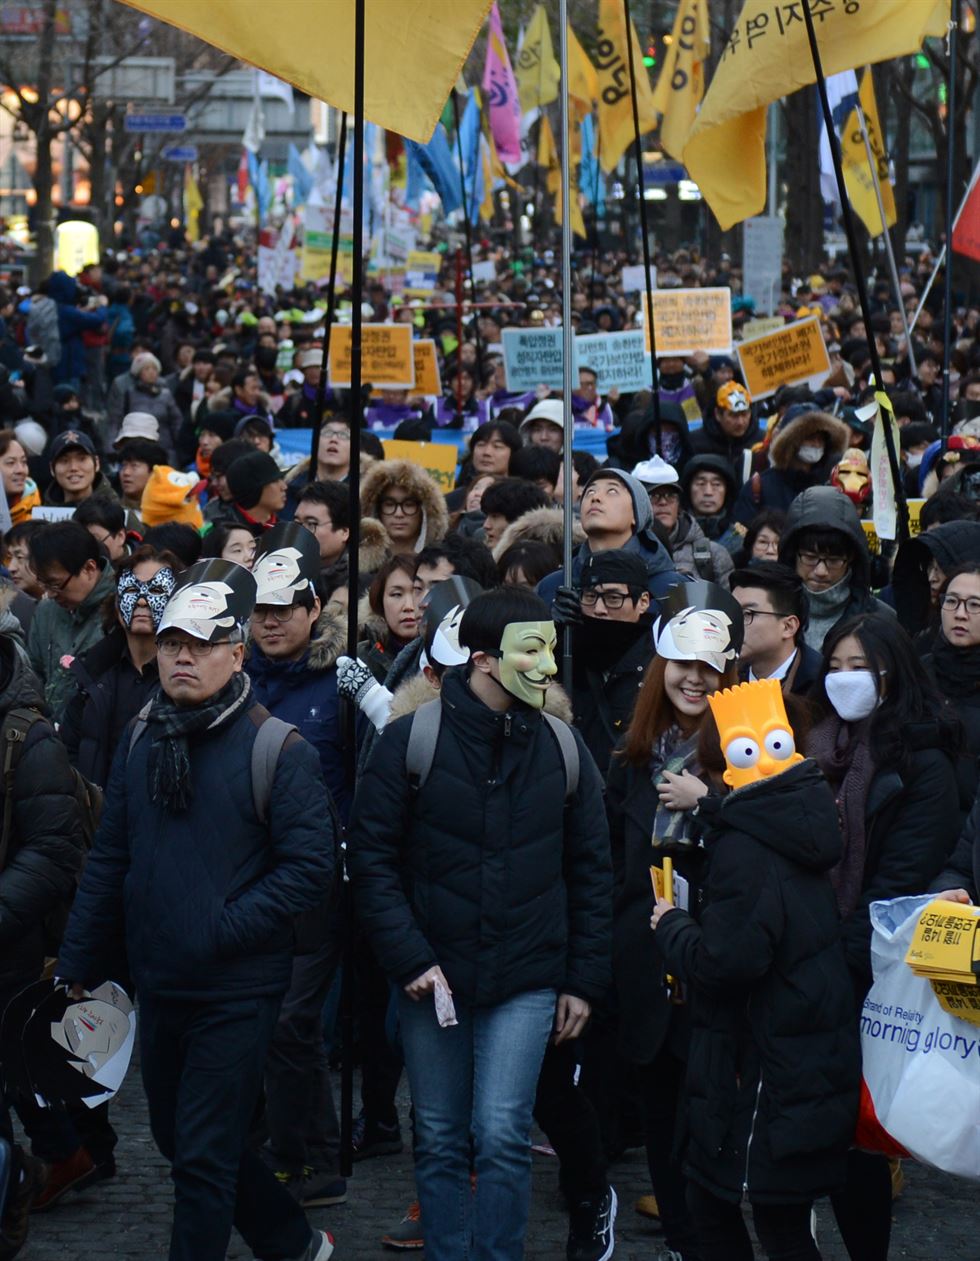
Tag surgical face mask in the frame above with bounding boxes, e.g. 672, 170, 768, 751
797, 441, 826, 465
117, 567, 176, 629
905, 452, 923, 470
824, 669, 880, 722
495, 620, 558, 709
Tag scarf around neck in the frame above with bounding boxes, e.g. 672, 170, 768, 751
143, 670, 251, 812
930, 631, 980, 696
808, 714, 875, 917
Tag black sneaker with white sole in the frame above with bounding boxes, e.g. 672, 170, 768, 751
567, 1185, 617, 1261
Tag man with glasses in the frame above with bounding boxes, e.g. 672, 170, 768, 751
26, 520, 116, 719
56, 556, 338, 1261
294, 481, 351, 602
778, 485, 893, 652
640, 460, 733, 586
730, 562, 822, 696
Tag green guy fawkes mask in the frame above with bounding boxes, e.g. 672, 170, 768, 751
496, 620, 558, 709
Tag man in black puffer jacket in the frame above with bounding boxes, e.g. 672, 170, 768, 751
349, 588, 612, 1261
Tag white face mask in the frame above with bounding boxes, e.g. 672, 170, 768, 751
905, 452, 923, 469
825, 669, 880, 722
797, 442, 825, 465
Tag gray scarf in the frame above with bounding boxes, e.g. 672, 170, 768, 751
804, 576, 851, 651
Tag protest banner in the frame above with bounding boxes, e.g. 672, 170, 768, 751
736, 316, 831, 401
382, 439, 458, 491
405, 250, 442, 296
644, 288, 732, 357
741, 316, 785, 339
329, 323, 415, 389
621, 264, 657, 293
32, 506, 76, 523
742, 216, 783, 315
300, 204, 353, 284
412, 340, 442, 395
861, 498, 924, 557
472, 259, 497, 284
574, 331, 648, 393
502, 326, 564, 391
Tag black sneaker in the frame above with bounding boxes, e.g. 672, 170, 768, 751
567, 1185, 617, 1261
352, 1117, 403, 1161
0, 1153, 46, 1259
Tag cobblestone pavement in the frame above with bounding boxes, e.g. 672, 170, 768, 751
19, 1068, 977, 1260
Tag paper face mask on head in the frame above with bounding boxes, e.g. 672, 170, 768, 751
654, 581, 744, 674
497, 620, 558, 708
708, 678, 804, 790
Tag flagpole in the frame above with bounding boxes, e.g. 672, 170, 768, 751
623, 0, 661, 449
340, 0, 366, 1183
309, 112, 347, 484
910, 247, 944, 335
854, 85, 916, 379
559, 0, 575, 693
941, 4, 959, 449
589, 123, 601, 310
802, 2, 907, 541
451, 91, 483, 370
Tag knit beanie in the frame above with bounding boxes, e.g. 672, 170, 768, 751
197, 410, 239, 442
226, 450, 282, 509
140, 467, 204, 528
582, 467, 654, 536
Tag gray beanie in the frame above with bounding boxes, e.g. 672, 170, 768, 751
582, 467, 654, 537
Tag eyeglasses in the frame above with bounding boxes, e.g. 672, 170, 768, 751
941, 593, 980, 616
322, 427, 350, 440
252, 604, 300, 623
38, 571, 74, 592
379, 497, 421, 517
649, 489, 680, 504
158, 637, 228, 657
581, 589, 635, 610
740, 609, 784, 626
797, 550, 848, 574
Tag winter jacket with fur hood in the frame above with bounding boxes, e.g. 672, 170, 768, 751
360, 459, 449, 555
491, 506, 586, 563
732, 410, 849, 527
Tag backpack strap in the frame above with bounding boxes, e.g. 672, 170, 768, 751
0, 707, 48, 873
406, 700, 441, 790
542, 713, 580, 800
251, 714, 297, 823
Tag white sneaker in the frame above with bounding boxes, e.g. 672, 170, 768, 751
303, 1230, 335, 1261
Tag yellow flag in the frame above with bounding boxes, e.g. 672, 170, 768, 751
480, 137, 494, 222
516, 5, 561, 113
567, 23, 598, 119
841, 69, 896, 238
651, 0, 710, 162
117, 0, 492, 145
595, 0, 656, 173
184, 168, 203, 243
683, 0, 948, 230
538, 115, 586, 238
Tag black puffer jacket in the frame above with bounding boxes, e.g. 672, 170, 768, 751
689, 412, 761, 485
571, 617, 654, 778
348, 667, 612, 1008
606, 401, 695, 474
0, 637, 85, 991
656, 760, 860, 1205
891, 520, 980, 643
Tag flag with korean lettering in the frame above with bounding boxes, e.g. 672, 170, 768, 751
596, 0, 656, 173
651, 0, 710, 163
483, 2, 523, 165
841, 69, 896, 238
683, 0, 949, 231
515, 4, 560, 113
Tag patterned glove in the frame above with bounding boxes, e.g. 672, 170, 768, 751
336, 656, 393, 732
552, 585, 583, 627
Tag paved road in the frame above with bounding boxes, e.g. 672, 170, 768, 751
18, 1065, 976, 1260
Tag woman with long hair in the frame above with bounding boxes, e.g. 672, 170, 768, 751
809, 613, 959, 1261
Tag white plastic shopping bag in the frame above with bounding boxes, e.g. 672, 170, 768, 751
858, 895, 980, 1181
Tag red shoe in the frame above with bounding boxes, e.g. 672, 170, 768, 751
381, 1200, 423, 1250
31, 1147, 96, 1213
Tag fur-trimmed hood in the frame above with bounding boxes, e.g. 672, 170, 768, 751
360, 458, 449, 551
285, 449, 378, 484
492, 506, 586, 563
356, 591, 388, 646
768, 409, 849, 474
307, 605, 348, 672
359, 517, 392, 576
388, 667, 574, 724
207, 385, 273, 415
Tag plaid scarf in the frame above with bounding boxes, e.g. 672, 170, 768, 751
143, 671, 251, 812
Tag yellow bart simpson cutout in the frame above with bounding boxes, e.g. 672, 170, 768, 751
708, 678, 804, 790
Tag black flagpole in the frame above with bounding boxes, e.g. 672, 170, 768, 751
309, 111, 348, 483
802, 3, 908, 540
623, 0, 660, 448
340, 0, 365, 1182
941, 3, 959, 452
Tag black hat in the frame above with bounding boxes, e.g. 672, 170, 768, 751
421, 576, 484, 672
252, 522, 321, 606
226, 450, 283, 509
50, 429, 97, 462
157, 557, 257, 642
197, 410, 239, 443
653, 580, 744, 673
580, 548, 649, 592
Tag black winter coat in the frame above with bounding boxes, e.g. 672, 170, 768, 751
56, 697, 336, 1000
932, 792, 980, 902
656, 761, 861, 1205
348, 668, 612, 1008
0, 639, 85, 991
571, 619, 654, 778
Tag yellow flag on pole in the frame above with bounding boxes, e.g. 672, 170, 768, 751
650, 0, 710, 162
538, 114, 586, 239
595, 0, 656, 173
841, 69, 896, 238
567, 23, 598, 119
184, 168, 203, 243
683, 0, 948, 230
516, 5, 561, 113
116, 0, 492, 145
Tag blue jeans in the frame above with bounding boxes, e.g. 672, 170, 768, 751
397, 987, 556, 1261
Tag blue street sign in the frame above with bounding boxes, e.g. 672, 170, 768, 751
162, 145, 199, 162
645, 162, 687, 185
124, 114, 188, 134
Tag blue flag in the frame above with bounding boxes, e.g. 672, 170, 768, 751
288, 143, 313, 205
579, 113, 605, 215
404, 124, 462, 215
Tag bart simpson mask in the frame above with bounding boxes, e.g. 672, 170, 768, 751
496, 620, 558, 708
708, 678, 804, 790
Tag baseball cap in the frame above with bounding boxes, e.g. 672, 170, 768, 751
50, 430, 97, 462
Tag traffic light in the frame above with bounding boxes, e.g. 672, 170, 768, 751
643, 41, 656, 68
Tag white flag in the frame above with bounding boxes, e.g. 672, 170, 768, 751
242, 97, 265, 155
818, 70, 859, 209
256, 69, 295, 115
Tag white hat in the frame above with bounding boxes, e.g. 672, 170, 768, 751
520, 399, 565, 432
114, 412, 160, 447
632, 456, 680, 488
13, 419, 48, 456
297, 349, 322, 370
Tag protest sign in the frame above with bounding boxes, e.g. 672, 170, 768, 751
861, 499, 923, 558
382, 439, 458, 491
736, 316, 831, 401
258, 222, 297, 296
329, 324, 415, 389
472, 259, 497, 284
621, 264, 657, 293
644, 288, 732, 357
412, 340, 442, 395
502, 326, 564, 392
574, 331, 649, 393
32, 506, 76, 523
742, 216, 783, 316
300, 204, 353, 285
405, 250, 442, 296
741, 316, 784, 339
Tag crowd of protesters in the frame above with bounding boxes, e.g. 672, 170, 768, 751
0, 227, 976, 1261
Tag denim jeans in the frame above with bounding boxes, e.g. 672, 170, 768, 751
397, 987, 556, 1261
